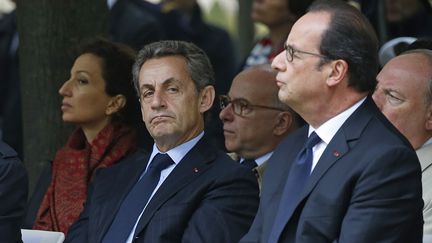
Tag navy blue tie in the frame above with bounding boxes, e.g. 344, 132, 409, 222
268, 132, 321, 243
102, 153, 173, 243
242, 159, 258, 170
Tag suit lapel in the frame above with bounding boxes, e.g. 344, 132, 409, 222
301, 97, 375, 204
133, 138, 216, 236
276, 97, 375, 229
303, 130, 350, 195
94, 151, 150, 243
262, 128, 307, 202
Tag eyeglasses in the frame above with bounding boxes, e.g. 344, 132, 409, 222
284, 43, 329, 62
219, 95, 285, 116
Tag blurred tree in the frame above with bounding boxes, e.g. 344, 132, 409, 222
206, 1, 231, 32
237, 0, 254, 60
16, 0, 108, 192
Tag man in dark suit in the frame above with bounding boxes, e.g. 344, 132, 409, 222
0, 140, 28, 243
66, 40, 259, 243
240, 0, 423, 242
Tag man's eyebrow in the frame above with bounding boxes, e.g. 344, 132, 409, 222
139, 77, 180, 91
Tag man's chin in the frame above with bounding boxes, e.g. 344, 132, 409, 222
150, 126, 173, 139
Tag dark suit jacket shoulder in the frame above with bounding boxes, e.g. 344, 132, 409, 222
241, 97, 423, 243
66, 137, 259, 243
0, 141, 28, 243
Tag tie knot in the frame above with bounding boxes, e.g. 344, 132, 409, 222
242, 159, 258, 170
149, 153, 173, 172
305, 132, 321, 150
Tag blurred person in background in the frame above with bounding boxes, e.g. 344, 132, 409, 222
156, 0, 237, 96
354, 0, 432, 43
108, 0, 164, 51
241, 0, 314, 70
385, 0, 432, 39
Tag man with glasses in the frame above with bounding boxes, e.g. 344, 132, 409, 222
219, 65, 304, 190
241, 1, 423, 242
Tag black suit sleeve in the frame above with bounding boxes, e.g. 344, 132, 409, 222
0, 142, 28, 243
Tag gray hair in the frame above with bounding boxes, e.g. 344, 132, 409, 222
132, 40, 215, 97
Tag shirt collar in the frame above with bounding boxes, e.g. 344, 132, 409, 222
240, 151, 273, 167
310, 97, 366, 144
149, 132, 204, 166
421, 137, 432, 148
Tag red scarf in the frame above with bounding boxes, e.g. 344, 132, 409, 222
33, 122, 137, 235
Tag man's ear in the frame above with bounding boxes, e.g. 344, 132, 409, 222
326, 59, 348, 87
106, 94, 126, 115
198, 86, 215, 113
273, 111, 293, 136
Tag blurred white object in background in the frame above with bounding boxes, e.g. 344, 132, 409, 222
0, 0, 15, 18
379, 36, 417, 67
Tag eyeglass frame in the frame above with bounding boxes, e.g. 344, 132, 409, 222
219, 95, 285, 117
284, 43, 329, 62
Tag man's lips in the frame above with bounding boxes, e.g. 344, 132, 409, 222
150, 115, 173, 124
275, 73, 285, 87
223, 129, 235, 136
276, 81, 284, 87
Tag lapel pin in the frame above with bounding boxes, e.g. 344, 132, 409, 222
193, 168, 199, 173
333, 151, 340, 157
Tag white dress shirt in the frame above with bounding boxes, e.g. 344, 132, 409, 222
309, 97, 366, 172
126, 132, 204, 242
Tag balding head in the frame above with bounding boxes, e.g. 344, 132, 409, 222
219, 65, 303, 159
373, 49, 432, 149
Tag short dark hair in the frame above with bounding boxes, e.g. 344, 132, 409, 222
132, 40, 215, 96
75, 38, 140, 125
309, 0, 379, 93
